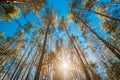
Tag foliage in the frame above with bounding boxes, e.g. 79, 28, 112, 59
101, 19, 117, 34
0, 5, 21, 21
0, 32, 4, 40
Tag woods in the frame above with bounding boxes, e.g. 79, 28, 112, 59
0, 0, 120, 80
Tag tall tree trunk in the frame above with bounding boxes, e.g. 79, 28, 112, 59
21, 45, 40, 80
1, 60, 15, 80
90, 10, 120, 21
34, 25, 50, 80
79, 8, 120, 21
0, 0, 43, 5
101, 58, 115, 80
10, 41, 31, 79
14, 39, 37, 80
0, 36, 18, 55
65, 27, 91, 80
75, 40, 101, 80
78, 17, 120, 59
25, 49, 39, 80
1, 46, 23, 79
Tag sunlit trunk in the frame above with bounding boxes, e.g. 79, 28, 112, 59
65, 27, 91, 80
75, 40, 100, 80
34, 25, 50, 80
9, 41, 31, 79
21, 46, 40, 80
1, 60, 15, 80
14, 40, 37, 80
25, 49, 39, 80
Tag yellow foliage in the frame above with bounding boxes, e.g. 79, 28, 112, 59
95, 7, 104, 18
68, 12, 75, 22
5, 6, 21, 21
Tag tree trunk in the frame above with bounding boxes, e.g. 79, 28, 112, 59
75, 40, 101, 80
1, 60, 15, 80
65, 27, 91, 80
14, 39, 37, 80
78, 17, 120, 60
34, 25, 50, 80
10, 41, 31, 79
79, 8, 120, 21
21, 45, 40, 80
0, 0, 43, 5
25, 49, 39, 80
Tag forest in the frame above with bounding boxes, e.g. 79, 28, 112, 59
0, 0, 120, 80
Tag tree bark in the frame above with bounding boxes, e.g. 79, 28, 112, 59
0, 0, 43, 5
10, 41, 31, 79
75, 40, 101, 80
14, 39, 37, 80
34, 25, 50, 80
78, 17, 120, 60
65, 27, 91, 80
79, 8, 120, 21
21, 45, 40, 80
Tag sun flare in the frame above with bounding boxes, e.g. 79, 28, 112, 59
62, 62, 69, 69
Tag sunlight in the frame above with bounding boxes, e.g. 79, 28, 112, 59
62, 62, 69, 69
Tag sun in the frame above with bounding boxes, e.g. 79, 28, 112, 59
62, 62, 69, 69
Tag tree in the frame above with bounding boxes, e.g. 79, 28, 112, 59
34, 7, 57, 80
0, 4, 21, 21
59, 17, 92, 80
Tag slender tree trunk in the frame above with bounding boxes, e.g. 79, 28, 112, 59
14, 39, 37, 80
21, 45, 40, 80
65, 27, 91, 80
101, 58, 115, 80
25, 49, 39, 80
75, 40, 101, 80
0, 0, 43, 5
78, 17, 120, 59
1, 60, 15, 80
79, 8, 120, 21
1, 47, 23, 79
0, 36, 18, 55
34, 25, 50, 80
10, 41, 31, 79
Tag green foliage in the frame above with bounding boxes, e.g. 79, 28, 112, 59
82, 0, 95, 10
0, 32, 4, 40
59, 17, 67, 30
101, 19, 117, 34
27, 23, 35, 29
95, 7, 104, 18
42, 8, 58, 27
0, 5, 21, 21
